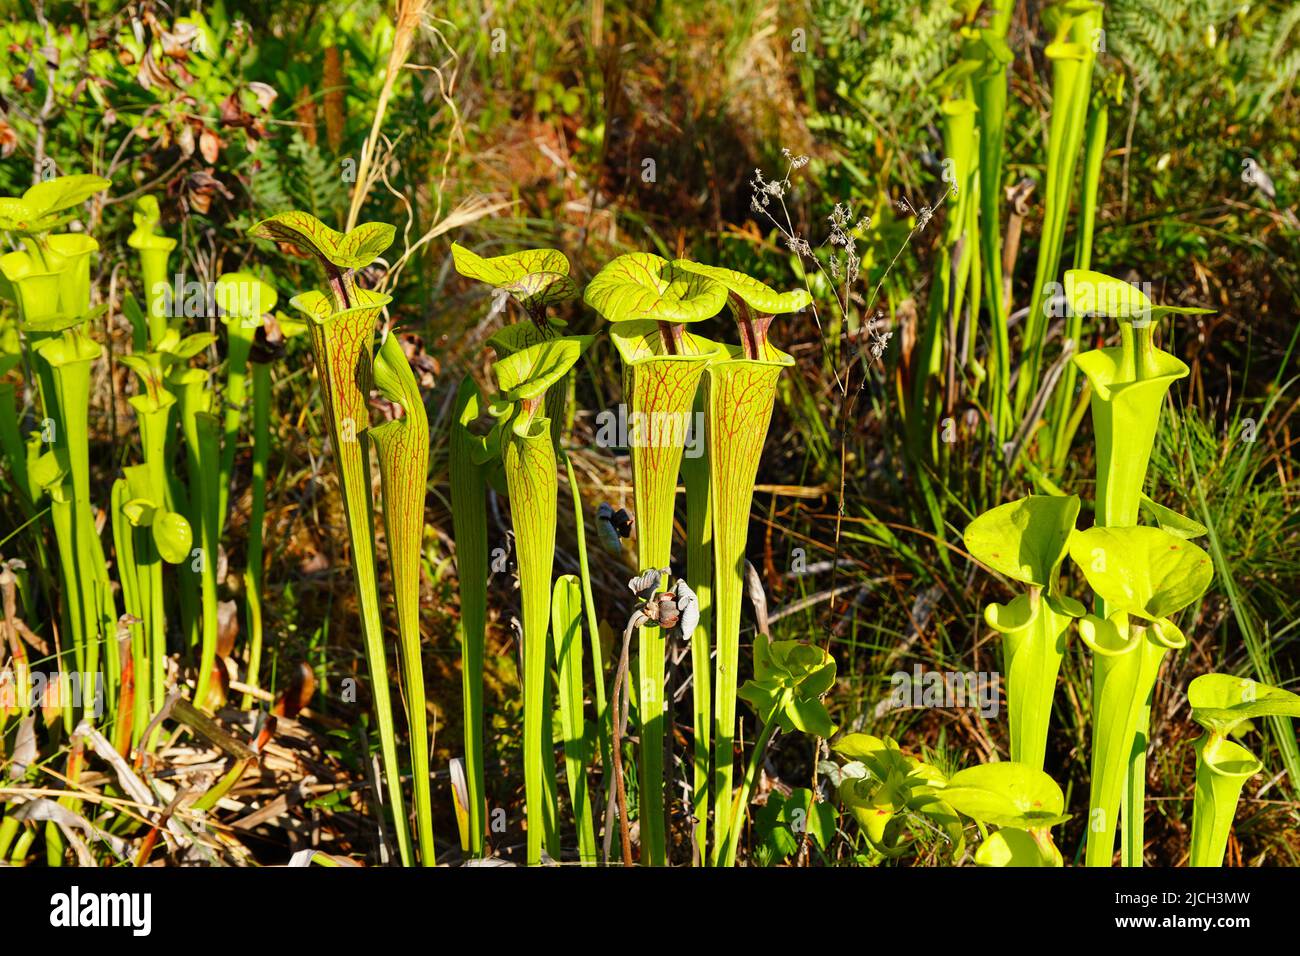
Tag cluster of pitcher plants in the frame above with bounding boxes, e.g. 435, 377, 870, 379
0, 173, 291, 864
962, 269, 1300, 866
0, 0, 1288, 865
0, 163, 1288, 867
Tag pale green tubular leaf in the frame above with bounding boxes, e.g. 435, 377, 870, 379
551, 574, 597, 864
610, 321, 723, 866
370, 331, 436, 866
1014, 13, 1098, 421
705, 343, 793, 865
681, 382, 713, 863
984, 593, 1079, 770
214, 272, 275, 536
500, 411, 561, 865
1078, 613, 1186, 866
1190, 734, 1263, 867
450, 376, 490, 856
286, 275, 414, 866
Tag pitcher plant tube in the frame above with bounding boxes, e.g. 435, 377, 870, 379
371, 330, 437, 866
1070, 525, 1213, 867
249, 211, 416, 866
963, 494, 1083, 770
1013, 0, 1103, 427
671, 260, 811, 866
1186, 675, 1300, 867
488, 334, 591, 865
584, 251, 727, 865
1067, 266, 1213, 865
126, 195, 178, 349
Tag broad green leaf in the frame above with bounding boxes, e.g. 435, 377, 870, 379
756, 795, 799, 858
584, 252, 727, 324
1069, 525, 1213, 619
1189, 674, 1300, 737
831, 733, 888, 761
785, 696, 835, 737
1065, 269, 1150, 318
250, 212, 394, 270
1066, 268, 1215, 324
778, 788, 835, 852
963, 494, 1080, 588
0, 175, 111, 232
942, 762, 1069, 829
1139, 493, 1207, 539
152, 510, 193, 564
215, 272, 277, 319
974, 827, 1062, 867
672, 260, 811, 316
451, 242, 577, 311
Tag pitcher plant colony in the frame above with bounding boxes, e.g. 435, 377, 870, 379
0, 0, 1293, 871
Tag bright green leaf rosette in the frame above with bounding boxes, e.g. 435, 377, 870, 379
739, 637, 838, 738
964, 494, 1084, 770
490, 336, 590, 866
669, 259, 809, 866
1067, 270, 1213, 529
1070, 525, 1213, 866
830, 733, 963, 859
942, 762, 1070, 867
584, 251, 728, 864
1187, 674, 1300, 866
723, 637, 837, 866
